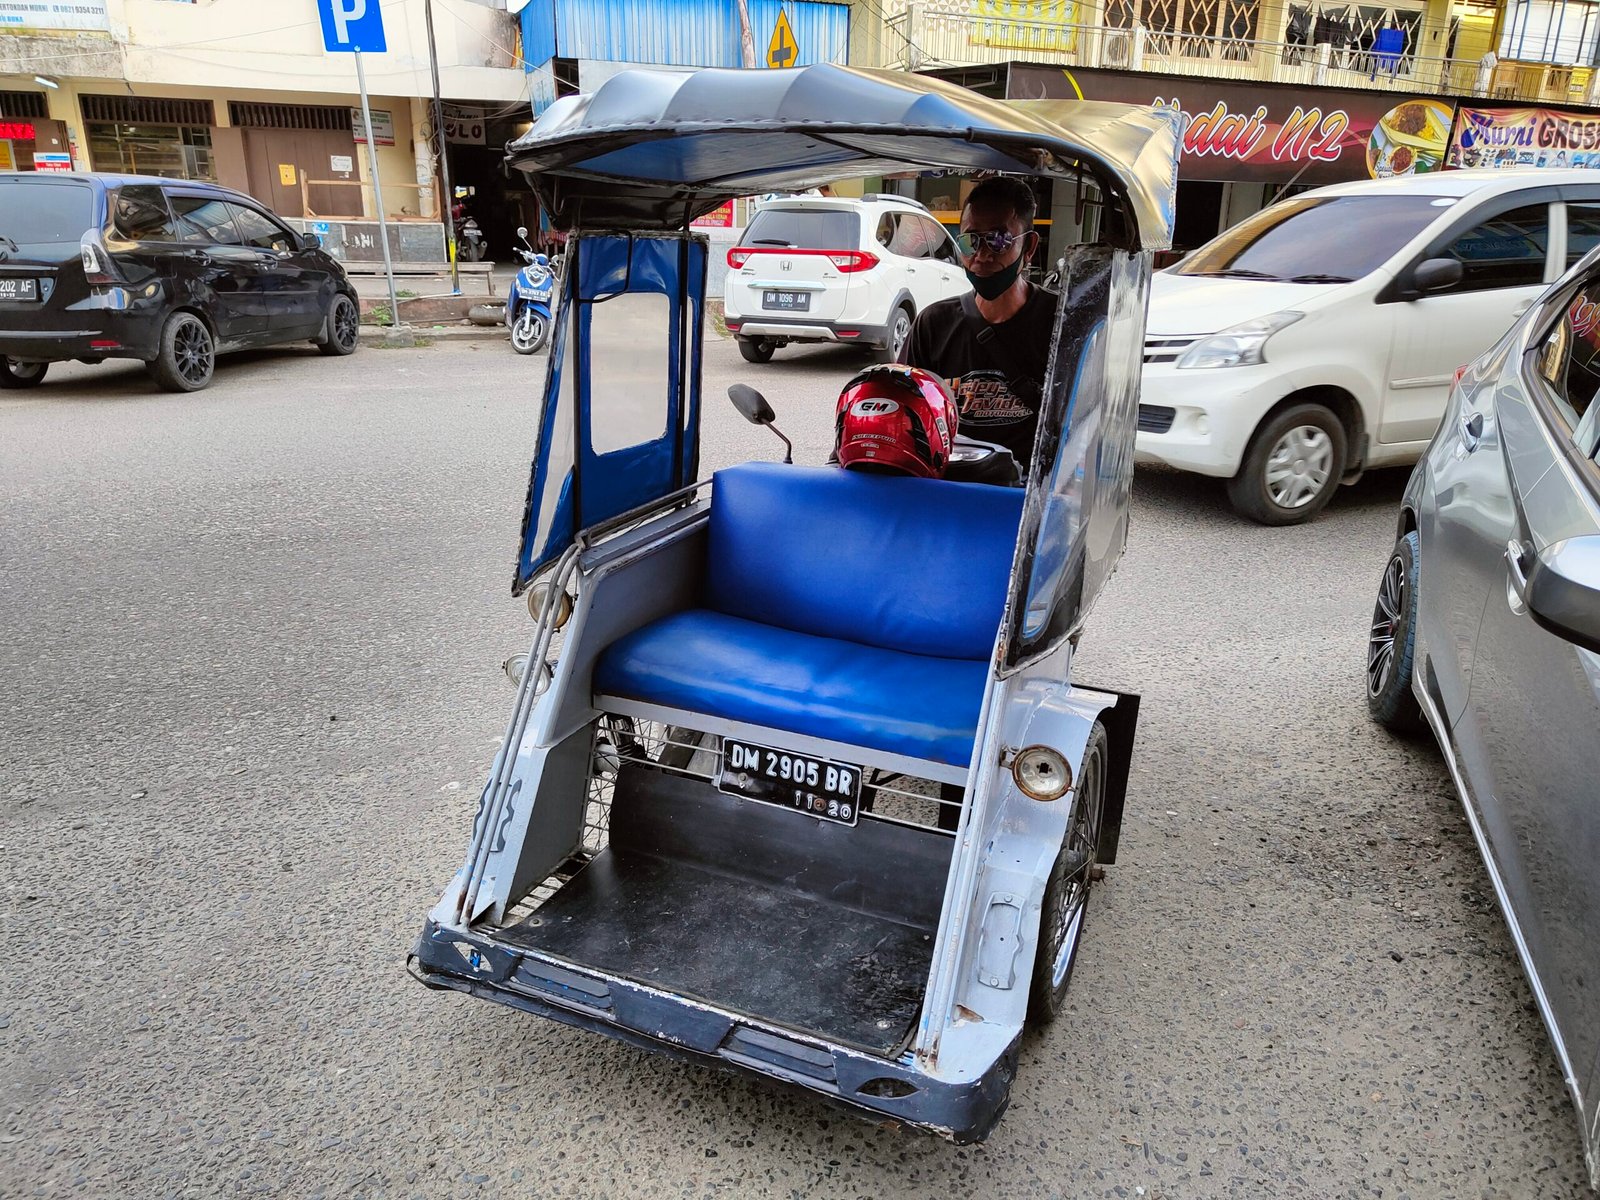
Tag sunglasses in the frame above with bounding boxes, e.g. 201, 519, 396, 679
955, 229, 1028, 256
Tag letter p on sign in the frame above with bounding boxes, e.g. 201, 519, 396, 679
318, 0, 386, 53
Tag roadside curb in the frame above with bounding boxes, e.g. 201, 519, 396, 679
358, 324, 509, 346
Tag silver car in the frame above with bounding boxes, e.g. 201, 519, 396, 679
1366, 251, 1600, 1186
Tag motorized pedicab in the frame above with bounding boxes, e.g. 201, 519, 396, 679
409, 64, 1178, 1141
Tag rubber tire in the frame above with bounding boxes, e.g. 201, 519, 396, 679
511, 307, 549, 356
1226, 402, 1348, 526
1367, 530, 1425, 732
0, 358, 48, 389
462, 239, 484, 264
1028, 720, 1109, 1026
317, 294, 359, 357
148, 312, 215, 393
737, 336, 775, 364
874, 304, 915, 364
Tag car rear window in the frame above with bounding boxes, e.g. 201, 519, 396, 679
0, 180, 96, 247
741, 207, 858, 251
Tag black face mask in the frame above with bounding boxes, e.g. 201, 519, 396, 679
966, 254, 1022, 301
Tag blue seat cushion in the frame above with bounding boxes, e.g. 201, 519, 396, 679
594, 610, 989, 767
707, 463, 1023, 662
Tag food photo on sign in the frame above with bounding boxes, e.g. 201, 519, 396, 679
1366, 100, 1452, 177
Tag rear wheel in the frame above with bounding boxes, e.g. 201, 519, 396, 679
737, 336, 775, 364
317, 293, 359, 357
0, 358, 48, 389
148, 312, 215, 393
1028, 721, 1108, 1026
1226, 402, 1347, 525
874, 304, 914, 364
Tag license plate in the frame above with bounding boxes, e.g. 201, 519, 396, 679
716, 739, 862, 825
0, 278, 38, 302
762, 289, 810, 311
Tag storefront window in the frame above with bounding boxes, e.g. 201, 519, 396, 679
87, 122, 215, 181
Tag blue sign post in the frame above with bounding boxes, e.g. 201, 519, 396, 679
318, 0, 400, 329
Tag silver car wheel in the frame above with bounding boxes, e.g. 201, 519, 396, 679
1367, 551, 1405, 698
1264, 424, 1334, 509
890, 309, 911, 357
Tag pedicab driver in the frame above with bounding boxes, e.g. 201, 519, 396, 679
901, 177, 1055, 473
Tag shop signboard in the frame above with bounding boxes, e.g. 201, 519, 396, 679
0, 121, 35, 142
443, 104, 486, 145
33, 152, 72, 171
691, 201, 736, 229
0, 0, 110, 31
1446, 106, 1600, 170
1009, 64, 1454, 184
351, 107, 395, 147
972, 0, 1077, 54
0, 142, 13, 172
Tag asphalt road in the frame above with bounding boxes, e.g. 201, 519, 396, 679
1, 332, 1588, 1199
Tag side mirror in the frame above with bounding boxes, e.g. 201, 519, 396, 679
516, 225, 529, 240
1412, 257, 1463, 294
300, 231, 321, 250
728, 383, 776, 426
1522, 535, 1600, 654
728, 384, 792, 464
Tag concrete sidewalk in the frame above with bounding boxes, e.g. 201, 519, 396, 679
358, 322, 510, 347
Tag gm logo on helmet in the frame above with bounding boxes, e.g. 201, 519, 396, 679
852, 398, 899, 416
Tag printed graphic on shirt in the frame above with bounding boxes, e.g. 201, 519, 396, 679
947, 370, 1033, 425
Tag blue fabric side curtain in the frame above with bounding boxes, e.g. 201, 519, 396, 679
1372, 27, 1405, 78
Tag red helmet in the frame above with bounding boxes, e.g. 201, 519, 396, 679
833, 365, 959, 479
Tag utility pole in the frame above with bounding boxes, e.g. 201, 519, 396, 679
736, 0, 757, 67
425, 0, 461, 295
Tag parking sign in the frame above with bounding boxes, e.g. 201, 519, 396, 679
317, 0, 386, 53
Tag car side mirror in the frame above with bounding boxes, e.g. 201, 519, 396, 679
298, 231, 320, 250
1521, 535, 1600, 654
728, 384, 792, 464
1412, 257, 1463, 294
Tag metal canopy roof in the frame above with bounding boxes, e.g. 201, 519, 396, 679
506, 65, 1177, 250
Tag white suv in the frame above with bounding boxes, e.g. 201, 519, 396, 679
724, 195, 970, 364
1138, 169, 1600, 523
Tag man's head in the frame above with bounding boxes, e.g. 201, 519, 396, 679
957, 177, 1038, 302
959, 176, 1038, 272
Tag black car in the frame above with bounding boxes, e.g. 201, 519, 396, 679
0, 172, 360, 392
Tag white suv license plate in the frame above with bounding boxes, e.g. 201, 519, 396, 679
716, 739, 862, 826
762, 289, 810, 311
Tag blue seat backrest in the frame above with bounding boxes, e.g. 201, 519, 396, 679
706, 463, 1024, 661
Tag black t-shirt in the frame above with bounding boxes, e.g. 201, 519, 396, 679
903, 285, 1057, 470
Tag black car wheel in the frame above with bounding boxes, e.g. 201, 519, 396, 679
149, 312, 216, 393
1029, 721, 1108, 1026
318, 294, 360, 357
1367, 530, 1425, 731
0, 358, 48, 389
1226, 402, 1348, 525
874, 303, 914, 364
737, 336, 775, 364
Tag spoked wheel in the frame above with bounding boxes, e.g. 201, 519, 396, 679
0, 358, 48, 389
148, 312, 215, 392
318, 294, 360, 356
1028, 721, 1108, 1025
1367, 530, 1424, 731
511, 307, 549, 355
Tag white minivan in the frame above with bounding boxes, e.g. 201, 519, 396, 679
1137, 169, 1600, 523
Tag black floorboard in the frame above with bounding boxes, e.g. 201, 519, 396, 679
502, 847, 935, 1055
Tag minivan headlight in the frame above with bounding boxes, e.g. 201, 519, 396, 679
1176, 311, 1304, 369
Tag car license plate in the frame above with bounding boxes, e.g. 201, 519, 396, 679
716, 739, 862, 825
762, 289, 810, 312
0, 278, 38, 302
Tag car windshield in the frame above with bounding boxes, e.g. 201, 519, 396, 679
1173, 194, 1451, 283
0, 180, 96, 248
741, 207, 857, 251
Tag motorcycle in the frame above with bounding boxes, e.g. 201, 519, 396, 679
452, 200, 486, 263
506, 226, 554, 355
